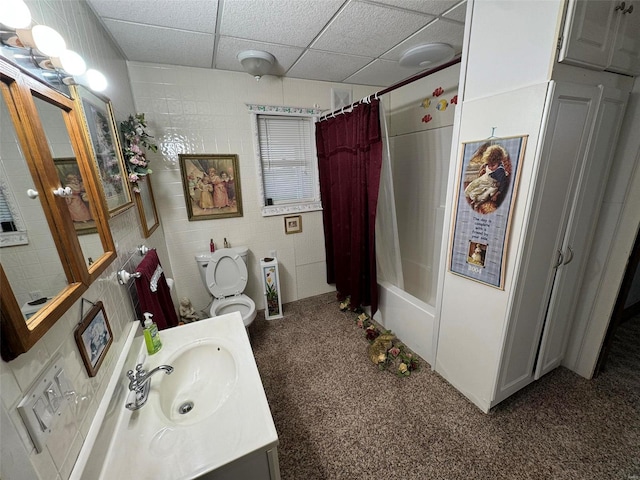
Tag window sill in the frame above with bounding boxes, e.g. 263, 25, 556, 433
261, 202, 322, 217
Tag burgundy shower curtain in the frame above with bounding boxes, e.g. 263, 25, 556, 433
315, 99, 383, 314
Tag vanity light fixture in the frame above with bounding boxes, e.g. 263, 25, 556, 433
398, 43, 455, 68
237, 50, 275, 81
52, 49, 87, 76
84, 68, 108, 92
16, 24, 66, 57
0, 0, 31, 29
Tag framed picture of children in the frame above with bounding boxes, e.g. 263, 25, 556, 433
179, 154, 243, 221
74, 301, 112, 377
54, 157, 97, 235
449, 135, 527, 289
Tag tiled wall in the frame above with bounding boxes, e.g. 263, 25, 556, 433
1, 2, 171, 479
127, 63, 377, 313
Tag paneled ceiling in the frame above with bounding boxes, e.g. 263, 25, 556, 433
86, 0, 466, 87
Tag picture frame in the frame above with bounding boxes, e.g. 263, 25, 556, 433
179, 154, 243, 221
448, 135, 527, 289
135, 175, 159, 238
74, 301, 112, 377
284, 215, 302, 234
71, 85, 133, 217
53, 157, 97, 235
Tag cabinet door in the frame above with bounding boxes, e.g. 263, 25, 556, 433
609, 1, 640, 75
492, 82, 600, 406
559, 0, 620, 70
535, 86, 628, 378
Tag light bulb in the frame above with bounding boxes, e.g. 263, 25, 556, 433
31, 25, 66, 57
0, 0, 31, 29
85, 69, 107, 92
57, 49, 86, 75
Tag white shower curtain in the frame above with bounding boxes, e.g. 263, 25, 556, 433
375, 100, 404, 289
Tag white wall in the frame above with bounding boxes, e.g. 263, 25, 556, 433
1, 2, 171, 479
434, 0, 563, 411
126, 63, 376, 314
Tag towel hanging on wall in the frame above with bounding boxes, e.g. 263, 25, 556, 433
135, 250, 179, 330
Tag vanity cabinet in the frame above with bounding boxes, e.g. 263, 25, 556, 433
492, 81, 628, 405
559, 0, 640, 76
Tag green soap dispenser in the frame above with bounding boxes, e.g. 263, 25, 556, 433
143, 312, 162, 355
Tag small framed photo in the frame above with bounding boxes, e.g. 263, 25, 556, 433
74, 301, 112, 377
284, 215, 302, 234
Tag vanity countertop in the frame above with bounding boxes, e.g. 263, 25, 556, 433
81, 312, 278, 480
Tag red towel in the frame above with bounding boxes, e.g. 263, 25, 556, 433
134, 250, 178, 330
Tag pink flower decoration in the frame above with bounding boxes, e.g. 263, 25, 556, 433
421, 114, 432, 123
389, 347, 400, 357
451, 95, 458, 105
433, 87, 444, 97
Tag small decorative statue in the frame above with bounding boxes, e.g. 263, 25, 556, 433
179, 297, 200, 324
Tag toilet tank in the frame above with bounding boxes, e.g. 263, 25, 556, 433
195, 247, 249, 290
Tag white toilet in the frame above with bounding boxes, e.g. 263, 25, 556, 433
195, 247, 256, 327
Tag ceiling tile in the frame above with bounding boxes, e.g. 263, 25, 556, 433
443, 1, 467, 23
382, 18, 464, 61
102, 19, 215, 68
373, 0, 460, 17
219, 0, 344, 47
344, 58, 425, 87
286, 50, 374, 83
87, 0, 218, 33
215, 36, 304, 75
313, 1, 433, 57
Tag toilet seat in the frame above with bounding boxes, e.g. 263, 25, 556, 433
205, 250, 256, 326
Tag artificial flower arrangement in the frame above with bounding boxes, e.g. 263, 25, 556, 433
340, 297, 420, 377
120, 113, 157, 192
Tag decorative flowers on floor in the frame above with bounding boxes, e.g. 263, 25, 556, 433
120, 113, 157, 193
341, 302, 420, 377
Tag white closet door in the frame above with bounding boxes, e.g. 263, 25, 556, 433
493, 82, 600, 406
609, 1, 640, 75
559, 0, 620, 70
535, 85, 628, 378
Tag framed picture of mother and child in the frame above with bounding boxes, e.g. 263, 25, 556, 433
179, 154, 243, 221
449, 135, 527, 289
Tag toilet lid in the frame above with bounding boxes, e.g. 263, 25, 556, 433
205, 250, 248, 298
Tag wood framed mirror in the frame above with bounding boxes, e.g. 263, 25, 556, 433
0, 58, 116, 360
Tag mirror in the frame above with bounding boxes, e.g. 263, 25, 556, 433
135, 175, 159, 238
0, 58, 115, 360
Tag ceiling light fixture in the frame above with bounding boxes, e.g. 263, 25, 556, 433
399, 43, 455, 69
237, 50, 275, 81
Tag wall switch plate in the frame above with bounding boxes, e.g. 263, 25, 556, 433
17, 354, 72, 453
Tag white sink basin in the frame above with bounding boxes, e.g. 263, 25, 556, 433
157, 340, 238, 425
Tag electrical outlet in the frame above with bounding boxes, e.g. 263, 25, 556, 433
29, 290, 43, 301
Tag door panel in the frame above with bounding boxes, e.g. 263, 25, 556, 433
535, 86, 628, 378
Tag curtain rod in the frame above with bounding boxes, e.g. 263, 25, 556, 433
318, 54, 462, 122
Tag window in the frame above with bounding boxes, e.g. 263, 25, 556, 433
249, 104, 322, 216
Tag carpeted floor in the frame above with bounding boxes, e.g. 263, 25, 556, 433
250, 293, 640, 480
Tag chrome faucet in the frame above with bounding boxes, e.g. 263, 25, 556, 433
125, 363, 174, 411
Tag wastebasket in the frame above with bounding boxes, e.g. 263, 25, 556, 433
260, 257, 283, 320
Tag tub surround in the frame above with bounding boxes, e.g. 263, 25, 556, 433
72, 313, 279, 480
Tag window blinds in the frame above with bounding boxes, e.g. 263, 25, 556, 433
257, 115, 316, 205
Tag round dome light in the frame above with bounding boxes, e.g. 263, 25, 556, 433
31, 25, 66, 57
57, 49, 86, 75
398, 43, 455, 69
85, 69, 107, 92
0, 0, 31, 29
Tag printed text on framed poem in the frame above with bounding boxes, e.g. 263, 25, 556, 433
449, 135, 527, 289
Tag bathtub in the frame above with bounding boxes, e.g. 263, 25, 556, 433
373, 281, 436, 366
